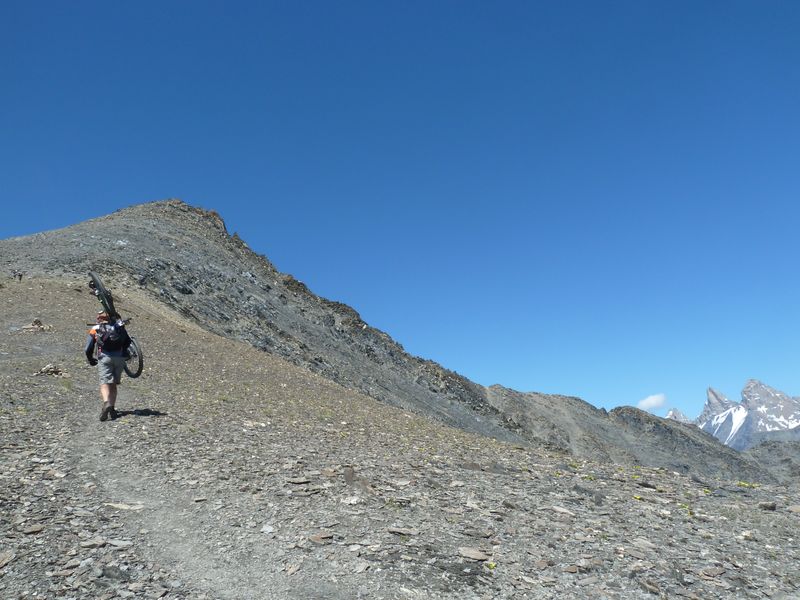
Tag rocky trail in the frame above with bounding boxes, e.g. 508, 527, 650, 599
1, 278, 799, 599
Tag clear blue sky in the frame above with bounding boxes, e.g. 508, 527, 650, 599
2, 2, 798, 418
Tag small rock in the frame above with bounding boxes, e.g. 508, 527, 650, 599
101, 565, 129, 581
632, 538, 658, 551
0, 551, 15, 569
80, 537, 107, 548
354, 560, 370, 573
22, 524, 45, 534
52, 569, 75, 577
459, 547, 491, 561
309, 532, 334, 544
625, 548, 647, 560
463, 528, 492, 538
388, 527, 419, 536
640, 579, 661, 594
104, 503, 145, 511
758, 502, 777, 511
343, 467, 355, 485
563, 565, 579, 573
551, 506, 576, 517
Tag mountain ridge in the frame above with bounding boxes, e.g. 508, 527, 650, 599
0, 199, 780, 482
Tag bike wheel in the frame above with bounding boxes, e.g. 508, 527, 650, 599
124, 337, 144, 378
88, 271, 119, 319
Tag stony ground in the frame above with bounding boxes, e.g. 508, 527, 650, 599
1, 277, 799, 600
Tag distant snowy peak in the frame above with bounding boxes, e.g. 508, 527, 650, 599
741, 379, 800, 431
696, 388, 734, 428
742, 379, 791, 407
696, 380, 800, 451
665, 408, 691, 424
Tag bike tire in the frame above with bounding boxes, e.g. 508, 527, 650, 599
88, 271, 119, 319
123, 337, 144, 378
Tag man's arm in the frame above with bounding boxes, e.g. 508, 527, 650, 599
85, 334, 97, 365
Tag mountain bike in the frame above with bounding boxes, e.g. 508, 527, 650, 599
88, 271, 144, 378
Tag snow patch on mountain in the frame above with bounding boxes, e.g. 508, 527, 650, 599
710, 405, 748, 445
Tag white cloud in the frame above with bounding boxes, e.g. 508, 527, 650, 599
637, 393, 666, 412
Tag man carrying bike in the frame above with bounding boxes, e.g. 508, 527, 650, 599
85, 311, 131, 421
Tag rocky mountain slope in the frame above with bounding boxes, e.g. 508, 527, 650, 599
0, 200, 781, 482
681, 382, 800, 451
2, 278, 799, 599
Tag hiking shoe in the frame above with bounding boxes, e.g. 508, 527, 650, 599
100, 403, 112, 422
109, 407, 119, 420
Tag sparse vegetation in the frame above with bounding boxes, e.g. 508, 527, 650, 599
737, 480, 760, 489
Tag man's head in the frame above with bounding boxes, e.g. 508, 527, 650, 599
96, 311, 110, 324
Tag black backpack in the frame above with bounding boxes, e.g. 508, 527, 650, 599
97, 323, 131, 352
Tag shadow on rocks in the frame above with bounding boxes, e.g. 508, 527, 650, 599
115, 408, 168, 418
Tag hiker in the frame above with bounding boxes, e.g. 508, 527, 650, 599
85, 311, 131, 421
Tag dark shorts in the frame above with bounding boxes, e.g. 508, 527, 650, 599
98, 355, 126, 385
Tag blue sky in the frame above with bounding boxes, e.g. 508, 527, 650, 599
2, 2, 798, 417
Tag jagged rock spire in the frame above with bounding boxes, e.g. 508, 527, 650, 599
696, 388, 734, 427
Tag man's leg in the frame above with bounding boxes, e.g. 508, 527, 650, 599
100, 383, 117, 421
100, 383, 112, 404
108, 384, 118, 418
